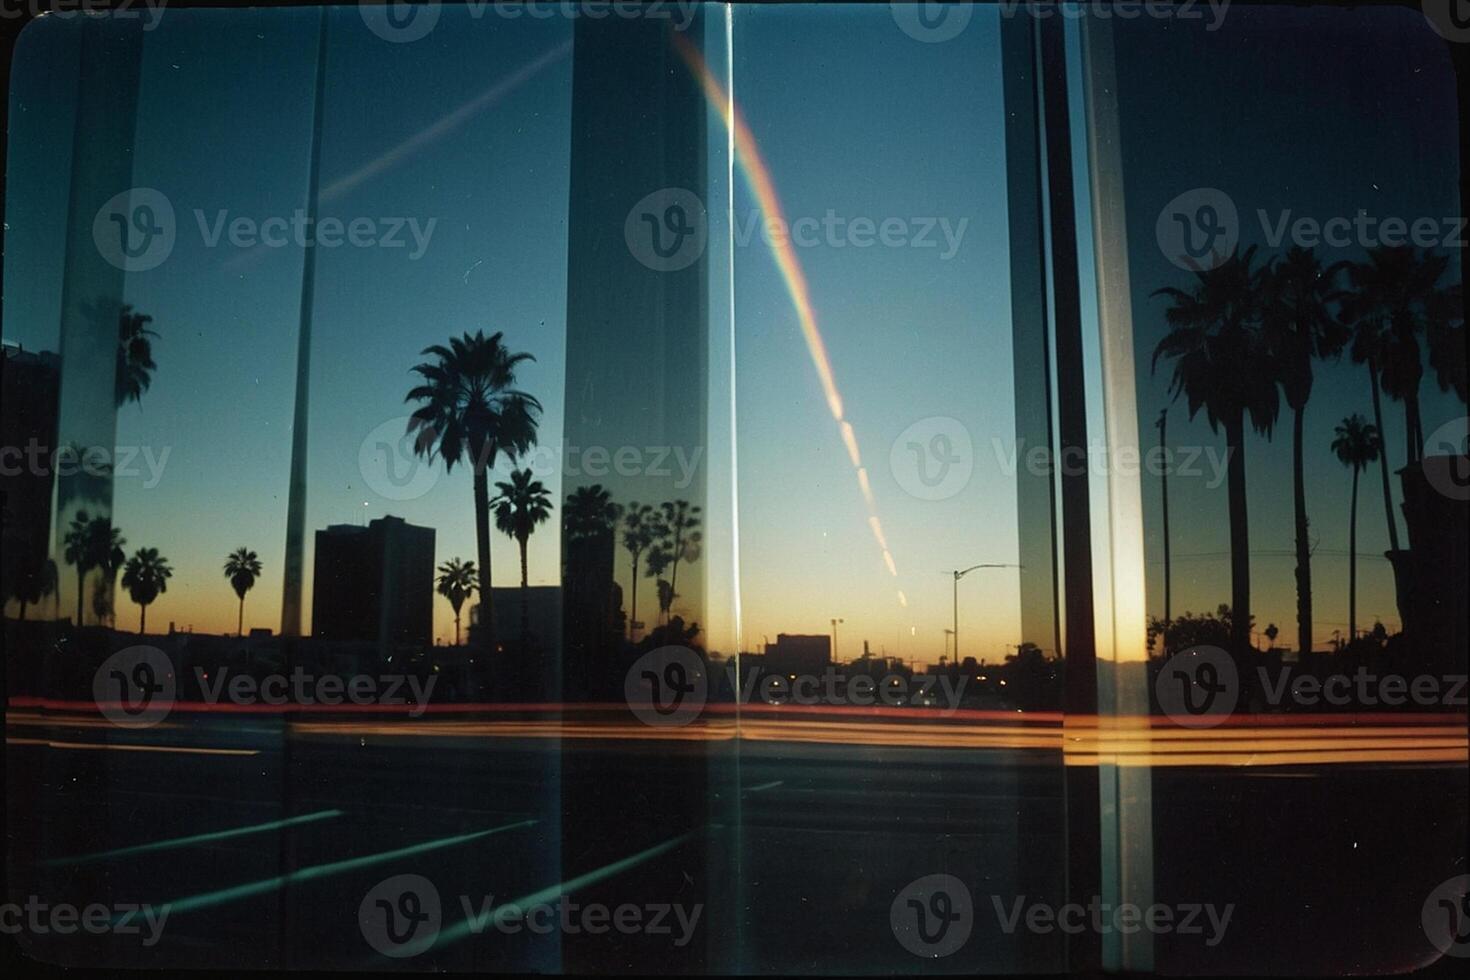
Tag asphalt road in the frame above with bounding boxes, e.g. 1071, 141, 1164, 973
4, 710, 1465, 974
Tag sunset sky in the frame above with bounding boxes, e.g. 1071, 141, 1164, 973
4, 4, 1462, 661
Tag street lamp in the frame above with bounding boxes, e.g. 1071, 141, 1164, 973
952, 564, 1020, 663
831, 617, 844, 662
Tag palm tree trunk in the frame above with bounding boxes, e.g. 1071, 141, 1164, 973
1367, 359, 1401, 552
518, 533, 530, 648
629, 554, 640, 640
1224, 414, 1252, 652
238, 596, 244, 637
472, 464, 495, 652
454, 613, 461, 647
1159, 410, 1171, 624
1291, 405, 1313, 656
76, 569, 86, 626
1348, 465, 1360, 645
18, 599, 27, 622
1405, 392, 1424, 465
140, 604, 146, 635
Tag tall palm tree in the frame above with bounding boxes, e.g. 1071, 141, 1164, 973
1152, 245, 1279, 651
436, 557, 477, 646
96, 528, 127, 627
62, 513, 124, 626
406, 331, 541, 651
1332, 415, 1380, 645
116, 305, 159, 407
620, 502, 656, 639
492, 468, 554, 647
1264, 246, 1347, 655
223, 548, 262, 637
1341, 246, 1454, 470
563, 484, 620, 544
121, 547, 172, 635
652, 499, 702, 625
63, 511, 97, 626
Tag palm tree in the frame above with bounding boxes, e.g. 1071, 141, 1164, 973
63, 511, 97, 626
10, 558, 57, 621
96, 528, 126, 627
116, 305, 159, 407
436, 557, 477, 646
223, 548, 262, 636
62, 513, 125, 626
652, 499, 702, 625
1332, 415, 1380, 645
563, 484, 620, 544
620, 502, 656, 639
1263, 246, 1347, 655
121, 547, 172, 634
492, 468, 554, 647
1152, 245, 1279, 652
406, 331, 541, 651
1341, 246, 1454, 470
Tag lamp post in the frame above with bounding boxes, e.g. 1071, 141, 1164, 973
831, 617, 844, 662
952, 564, 1020, 663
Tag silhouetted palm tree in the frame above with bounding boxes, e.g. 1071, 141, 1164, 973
652, 500, 702, 625
406, 331, 541, 651
10, 558, 56, 622
116, 305, 159, 407
436, 557, 477, 646
1332, 414, 1380, 645
620, 502, 656, 639
62, 512, 95, 626
1264, 246, 1347, 655
492, 468, 554, 647
63, 513, 124, 626
96, 529, 127, 627
121, 547, 172, 634
1153, 245, 1279, 651
224, 548, 262, 637
563, 484, 620, 543
1341, 246, 1454, 469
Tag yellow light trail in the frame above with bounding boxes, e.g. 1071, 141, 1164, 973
671, 31, 904, 596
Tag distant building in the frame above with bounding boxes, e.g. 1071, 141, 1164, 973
311, 516, 434, 647
763, 633, 832, 675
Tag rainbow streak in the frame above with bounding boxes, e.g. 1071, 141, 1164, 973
672, 31, 902, 587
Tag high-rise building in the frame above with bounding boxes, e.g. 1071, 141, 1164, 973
311, 516, 434, 647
